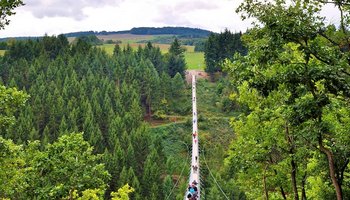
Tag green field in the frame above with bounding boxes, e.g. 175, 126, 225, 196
99, 43, 205, 70
185, 52, 205, 70
0, 50, 5, 56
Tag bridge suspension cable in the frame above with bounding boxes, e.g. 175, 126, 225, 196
165, 140, 191, 200
202, 148, 230, 200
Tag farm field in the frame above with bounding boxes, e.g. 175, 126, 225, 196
185, 52, 205, 70
97, 34, 156, 43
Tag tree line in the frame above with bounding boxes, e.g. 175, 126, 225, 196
204, 29, 247, 74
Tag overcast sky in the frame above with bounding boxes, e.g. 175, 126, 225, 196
0, 0, 340, 38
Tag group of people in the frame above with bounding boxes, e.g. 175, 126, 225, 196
187, 180, 198, 199
188, 78, 198, 200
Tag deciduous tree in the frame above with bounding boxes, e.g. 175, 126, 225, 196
225, 0, 350, 199
0, 0, 24, 29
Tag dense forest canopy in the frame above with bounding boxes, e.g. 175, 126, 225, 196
0, 35, 189, 199
223, 0, 350, 200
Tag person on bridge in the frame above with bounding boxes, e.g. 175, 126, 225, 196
192, 165, 198, 172
187, 184, 198, 200
193, 132, 197, 138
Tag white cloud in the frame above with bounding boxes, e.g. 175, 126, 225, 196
0, 0, 341, 38
24, 0, 125, 19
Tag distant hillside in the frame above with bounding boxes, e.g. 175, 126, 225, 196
129, 27, 212, 37
0, 36, 41, 42
64, 27, 212, 38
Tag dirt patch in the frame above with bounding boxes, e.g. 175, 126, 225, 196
146, 119, 169, 127
185, 70, 210, 84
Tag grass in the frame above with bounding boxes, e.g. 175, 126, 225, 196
0, 50, 5, 56
185, 52, 205, 70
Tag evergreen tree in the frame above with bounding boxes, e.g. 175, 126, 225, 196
204, 29, 247, 74
113, 44, 121, 56
163, 175, 175, 200
169, 38, 185, 56
166, 39, 186, 78
142, 149, 162, 200
204, 33, 219, 74
142, 60, 160, 118
125, 142, 137, 170
119, 166, 129, 188
71, 37, 92, 55
0, 35, 174, 199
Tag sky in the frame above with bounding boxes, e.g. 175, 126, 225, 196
0, 0, 340, 38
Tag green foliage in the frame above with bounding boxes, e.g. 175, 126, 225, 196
150, 78, 243, 200
71, 37, 92, 54
129, 27, 211, 36
194, 40, 205, 52
0, 136, 27, 198
0, 85, 29, 136
111, 184, 134, 200
28, 133, 110, 199
0, 133, 110, 199
163, 175, 175, 200
0, 41, 7, 50
74, 188, 104, 200
0, 29, 216, 200
224, 0, 350, 199
0, 0, 24, 29
170, 73, 190, 114
74, 35, 103, 46
169, 38, 185, 56
0, 35, 189, 199
166, 38, 187, 78
204, 29, 247, 74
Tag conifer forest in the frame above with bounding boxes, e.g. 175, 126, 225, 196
1, 0, 350, 200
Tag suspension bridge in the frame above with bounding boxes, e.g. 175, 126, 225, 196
185, 75, 200, 200
182, 75, 229, 200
